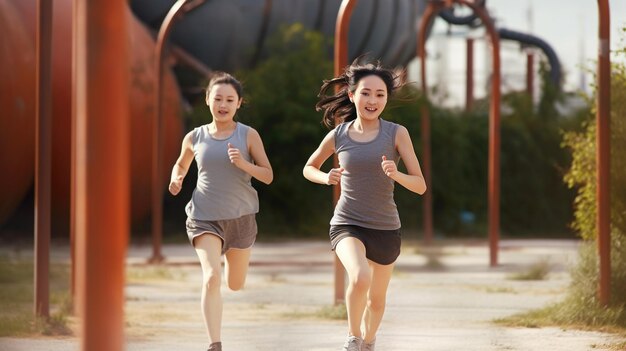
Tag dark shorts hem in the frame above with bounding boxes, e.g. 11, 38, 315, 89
329, 224, 401, 265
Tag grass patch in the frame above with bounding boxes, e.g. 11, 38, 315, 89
0, 254, 73, 337
126, 265, 187, 282
495, 299, 626, 335
508, 259, 550, 281
315, 303, 347, 320
282, 303, 347, 321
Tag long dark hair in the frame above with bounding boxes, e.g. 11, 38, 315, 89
315, 60, 404, 129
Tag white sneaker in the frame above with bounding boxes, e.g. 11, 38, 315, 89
362, 338, 376, 351
342, 335, 363, 351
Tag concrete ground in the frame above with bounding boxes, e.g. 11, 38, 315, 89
1, 239, 624, 350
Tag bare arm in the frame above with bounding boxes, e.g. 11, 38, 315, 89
381, 126, 427, 195
228, 128, 273, 185
169, 131, 195, 196
303, 130, 344, 185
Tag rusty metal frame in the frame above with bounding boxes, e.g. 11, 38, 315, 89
465, 37, 474, 112
526, 52, 534, 100
35, 0, 53, 319
596, 0, 611, 306
151, 0, 206, 263
332, 0, 357, 305
418, 0, 501, 265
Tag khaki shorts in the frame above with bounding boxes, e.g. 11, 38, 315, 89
186, 214, 257, 255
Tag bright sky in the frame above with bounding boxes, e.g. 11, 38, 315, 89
414, 0, 626, 107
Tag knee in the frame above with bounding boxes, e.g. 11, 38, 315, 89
348, 271, 371, 293
203, 271, 222, 293
367, 295, 386, 313
227, 276, 246, 291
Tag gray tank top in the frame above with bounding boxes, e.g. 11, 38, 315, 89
331, 119, 401, 230
185, 122, 259, 220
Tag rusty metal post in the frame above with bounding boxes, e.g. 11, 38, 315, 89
417, 2, 444, 245
71, 0, 77, 308
526, 51, 534, 101
151, 0, 206, 264
460, 0, 502, 267
596, 0, 611, 306
35, 0, 52, 319
332, 0, 357, 305
465, 37, 474, 112
74, 0, 129, 349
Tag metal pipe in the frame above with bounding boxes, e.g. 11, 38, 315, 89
526, 52, 534, 101
417, 2, 444, 245
171, 46, 213, 78
596, 0, 611, 307
74, 0, 130, 349
35, 0, 52, 319
466, 37, 474, 112
151, 0, 206, 263
71, 0, 78, 310
332, 0, 357, 305
458, 0, 502, 267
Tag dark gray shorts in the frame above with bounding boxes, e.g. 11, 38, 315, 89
329, 225, 401, 265
186, 214, 257, 255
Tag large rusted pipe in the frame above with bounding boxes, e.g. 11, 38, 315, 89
332, 0, 357, 305
596, 0, 611, 307
151, 0, 206, 264
35, 0, 52, 319
74, 0, 130, 349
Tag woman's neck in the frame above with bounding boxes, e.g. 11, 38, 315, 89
353, 117, 380, 132
209, 120, 236, 131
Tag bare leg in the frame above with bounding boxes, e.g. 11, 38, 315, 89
335, 238, 371, 338
194, 234, 223, 344
362, 261, 394, 343
224, 247, 252, 291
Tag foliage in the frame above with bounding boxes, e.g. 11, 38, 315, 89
236, 24, 334, 235
561, 35, 626, 308
388, 70, 580, 237
502, 29, 626, 330
170, 25, 584, 239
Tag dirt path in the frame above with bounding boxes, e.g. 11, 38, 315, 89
1, 240, 624, 350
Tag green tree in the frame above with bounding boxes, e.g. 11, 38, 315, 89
236, 24, 334, 235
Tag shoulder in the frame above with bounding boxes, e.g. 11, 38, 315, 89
239, 123, 258, 137
188, 126, 205, 141
334, 121, 350, 135
183, 128, 199, 142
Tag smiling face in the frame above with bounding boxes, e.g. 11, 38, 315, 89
349, 74, 388, 122
206, 83, 242, 123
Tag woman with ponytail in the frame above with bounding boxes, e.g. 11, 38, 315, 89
168, 72, 273, 351
303, 61, 426, 351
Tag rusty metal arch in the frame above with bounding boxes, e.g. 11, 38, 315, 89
151, 0, 206, 264
417, 0, 501, 266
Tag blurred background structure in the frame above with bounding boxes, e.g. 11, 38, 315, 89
4, 0, 616, 241
1, 0, 624, 349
